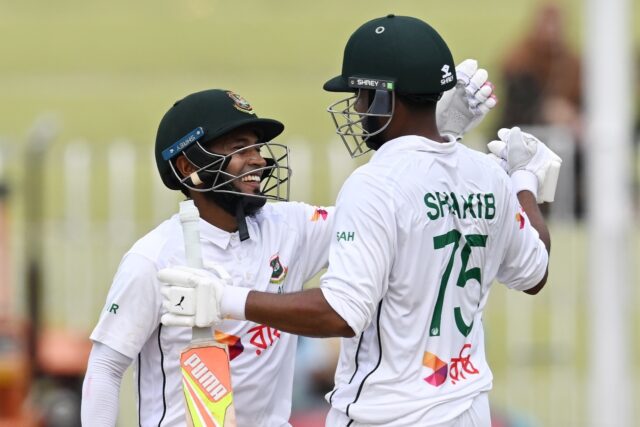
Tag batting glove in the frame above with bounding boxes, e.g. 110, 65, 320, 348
158, 264, 249, 327
487, 127, 562, 203
436, 58, 498, 139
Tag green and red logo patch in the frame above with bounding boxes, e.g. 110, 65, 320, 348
269, 254, 288, 284
226, 91, 254, 114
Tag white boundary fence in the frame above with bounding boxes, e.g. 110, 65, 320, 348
1, 125, 637, 426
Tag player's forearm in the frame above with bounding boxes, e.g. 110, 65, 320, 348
245, 287, 355, 338
81, 378, 120, 426
517, 190, 550, 253
81, 343, 132, 426
517, 190, 550, 295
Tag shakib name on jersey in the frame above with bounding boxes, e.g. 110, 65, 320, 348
424, 192, 496, 220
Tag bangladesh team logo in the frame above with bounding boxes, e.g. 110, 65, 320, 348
269, 254, 288, 288
226, 91, 254, 114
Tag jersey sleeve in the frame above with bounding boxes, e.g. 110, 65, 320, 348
495, 189, 549, 292
297, 203, 335, 281
89, 253, 161, 359
275, 202, 335, 283
320, 171, 396, 336
81, 342, 132, 426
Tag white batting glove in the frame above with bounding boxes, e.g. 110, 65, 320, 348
158, 264, 244, 327
436, 59, 498, 139
487, 127, 562, 203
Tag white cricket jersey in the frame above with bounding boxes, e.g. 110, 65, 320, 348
90, 202, 333, 427
321, 135, 548, 426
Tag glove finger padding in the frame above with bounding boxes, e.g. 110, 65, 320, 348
474, 84, 494, 103
487, 139, 507, 159
477, 97, 497, 115
489, 126, 562, 203
453, 59, 478, 86
161, 313, 196, 327
466, 68, 489, 98
497, 127, 512, 142
157, 266, 224, 327
436, 58, 497, 139
157, 267, 201, 287
504, 127, 539, 171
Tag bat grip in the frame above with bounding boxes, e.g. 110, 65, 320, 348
179, 200, 203, 269
179, 200, 213, 342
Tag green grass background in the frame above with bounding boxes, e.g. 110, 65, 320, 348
0, 0, 596, 154
1, 0, 639, 425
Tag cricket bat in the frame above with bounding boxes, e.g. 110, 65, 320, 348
179, 200, 237, 427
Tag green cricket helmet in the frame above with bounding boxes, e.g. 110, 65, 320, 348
155, 89, 290, 204
324, 15, 457, 157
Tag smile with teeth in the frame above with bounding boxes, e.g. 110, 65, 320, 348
240, 174, 261, 183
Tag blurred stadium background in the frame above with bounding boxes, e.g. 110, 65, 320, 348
0, 0, 638, 425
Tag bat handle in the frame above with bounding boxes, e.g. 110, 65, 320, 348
179, 200, 204, 269
179, 200, 214, 342
192, 326, 212, 341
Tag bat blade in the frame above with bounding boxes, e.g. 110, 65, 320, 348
181, 343, 236, 427
179, 200, 237, 427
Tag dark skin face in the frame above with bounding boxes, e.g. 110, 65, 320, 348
355, 89, 447, 144
175, 127, 266, 232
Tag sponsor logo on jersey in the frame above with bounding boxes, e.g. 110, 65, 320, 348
423, 344, 480, 387
226, 91, 254, 114
441, 64, 454, 85
310, 207, 328, 222
516, 207, 526, 229
215, 331, 244, 361
247, 324, 281, 355
449, 344, 479, 385
108, 303, 119, 314
337, 231, 355, 242
423, 352, 448, 387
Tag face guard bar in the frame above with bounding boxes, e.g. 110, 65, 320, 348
326, 78, 396, 158
169, 141, 291, 202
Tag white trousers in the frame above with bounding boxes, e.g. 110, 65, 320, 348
325, 392, 491, 427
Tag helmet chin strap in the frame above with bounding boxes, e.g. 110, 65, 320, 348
203, 183, 266, 241
235, 194, 266, 241
235, 201, 250, 241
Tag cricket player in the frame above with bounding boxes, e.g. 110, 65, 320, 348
81, 67, 496, 426
158, 15, 559, 427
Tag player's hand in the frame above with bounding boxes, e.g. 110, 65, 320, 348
487, 127, 562, 203
157, 264, 231, 327
436, 59, 498, 139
